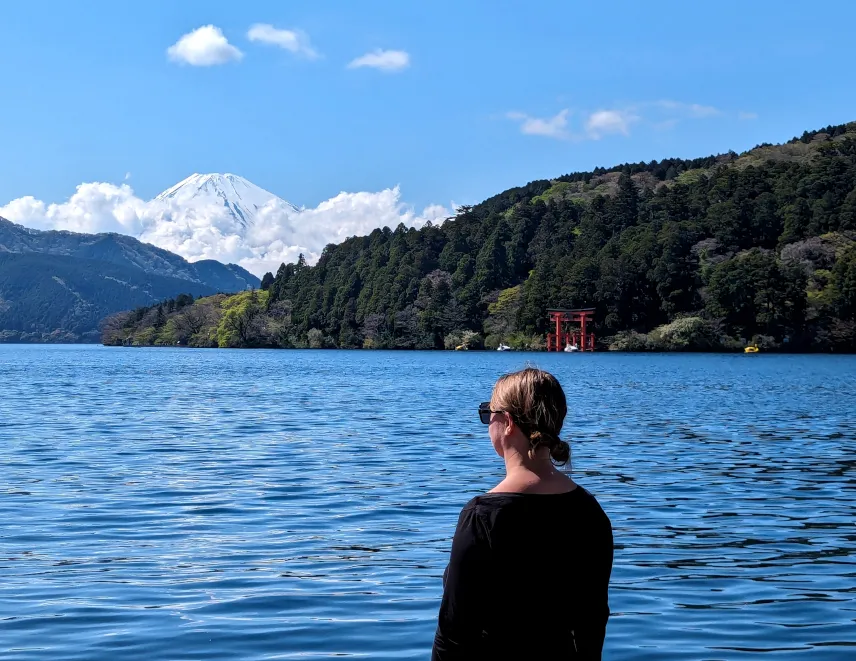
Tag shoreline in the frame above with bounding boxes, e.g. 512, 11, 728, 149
1, 340, 850, 354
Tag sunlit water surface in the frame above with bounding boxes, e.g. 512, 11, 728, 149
1, 345, 854, 659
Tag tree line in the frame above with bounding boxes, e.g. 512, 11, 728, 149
103, 121, 856, 352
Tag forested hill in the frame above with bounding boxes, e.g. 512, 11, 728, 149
105, 122, 856, 351
0, 218, 259, 342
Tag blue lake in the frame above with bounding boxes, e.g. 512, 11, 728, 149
1, 345, 854, 660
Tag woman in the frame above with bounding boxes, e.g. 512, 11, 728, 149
432, 367, 613, 660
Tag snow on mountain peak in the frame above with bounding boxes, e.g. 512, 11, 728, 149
2, 173, 451, 278
153, 173, 298, 229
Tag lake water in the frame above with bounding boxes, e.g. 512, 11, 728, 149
0, 345, 854, 660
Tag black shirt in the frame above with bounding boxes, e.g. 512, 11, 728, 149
432, 486, 613, 660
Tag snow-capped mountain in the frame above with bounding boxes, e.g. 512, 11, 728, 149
154, 173, 298, 229
1, 171, 447, 282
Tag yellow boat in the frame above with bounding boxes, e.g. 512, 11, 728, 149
455, 344, 468, 351
744, 344, 759, 353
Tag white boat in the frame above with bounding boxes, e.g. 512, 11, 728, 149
497, 343, 511, 352
564, 343, 579, 352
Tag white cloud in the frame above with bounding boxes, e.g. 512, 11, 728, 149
247, 24, 318, 59
506, 108, 638, 141
124, 172, 131, 181
1, 183, 146, 235
655, 100, 721, 118
347, 49, 410, 72
506, 109, 570, 139
585, 109, 638, 139
738, 111, 759, 121
507, 99, 724, 141
167, 25, 243, 66
1, 183, 451, 277
687, 103, 721, 118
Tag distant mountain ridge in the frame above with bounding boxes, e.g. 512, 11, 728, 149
0, 252, 221, 343
0, 216, 259, 342
0, 216, 258, 288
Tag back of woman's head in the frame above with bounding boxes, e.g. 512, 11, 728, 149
490, 367, 570, 465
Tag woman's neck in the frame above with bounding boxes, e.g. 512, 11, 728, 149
503, 447, 550, 474
490, 447, 574, 494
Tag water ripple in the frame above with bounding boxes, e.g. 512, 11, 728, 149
1, 346, 854, 659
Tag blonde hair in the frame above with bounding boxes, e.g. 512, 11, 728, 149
490, 367, 570, 465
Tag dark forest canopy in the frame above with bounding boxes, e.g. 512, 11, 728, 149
105, 121, 856, 352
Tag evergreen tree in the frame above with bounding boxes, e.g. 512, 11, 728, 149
107, 121, 856, 353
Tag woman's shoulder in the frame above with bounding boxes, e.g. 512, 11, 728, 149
575, 485, 612, 529
467, 485, 611, 525
470, 484, 584, 505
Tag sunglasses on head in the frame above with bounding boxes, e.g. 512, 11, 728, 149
478, 401, 504, 424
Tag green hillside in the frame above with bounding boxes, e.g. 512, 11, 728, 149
104, 122, 856, 352
0, 253, 218, 343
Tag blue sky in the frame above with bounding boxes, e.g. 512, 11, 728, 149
1, 0, 855, 211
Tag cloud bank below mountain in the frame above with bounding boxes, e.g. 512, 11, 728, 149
1, 183, 451, 277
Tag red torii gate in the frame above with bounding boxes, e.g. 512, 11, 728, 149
546, 308, 596, 351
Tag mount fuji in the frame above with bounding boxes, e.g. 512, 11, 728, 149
0, 171, 449, 342
1, 172, 451, 285
153, 173, 299, 230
